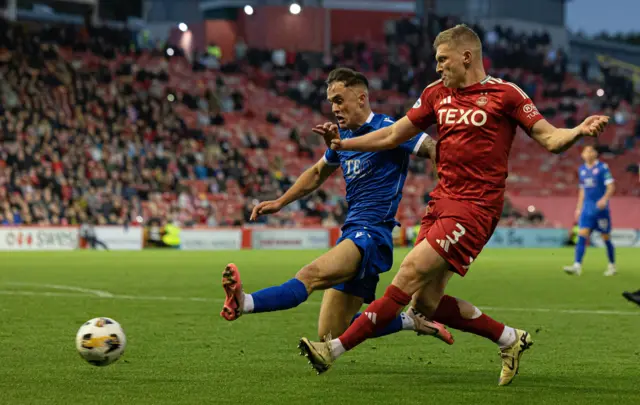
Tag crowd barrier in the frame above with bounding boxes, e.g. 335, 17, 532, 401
589, 229, 640, 248
485, 228, 568, 248
0, 226, 638, 251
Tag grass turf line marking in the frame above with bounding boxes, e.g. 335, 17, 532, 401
1, 287, 638, 316
479, 306, 639, 316
5, 282, 114, 297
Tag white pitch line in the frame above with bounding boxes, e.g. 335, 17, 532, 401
0, 290, 205, 302
479, 306, 639, 316
0, 289, 638, 316
0, 290, 94, 299
5, 282, 114, 297
107, 293, 209, 302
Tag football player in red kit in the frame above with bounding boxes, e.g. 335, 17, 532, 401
299, 24, 609, 386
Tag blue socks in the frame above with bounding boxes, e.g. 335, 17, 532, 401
573, 235, 615, 266
351, 312, 407, 338
248, 280, 412, 338
251, 278, 309, 313
605, 239, 615, 264
575, 235, 587, 264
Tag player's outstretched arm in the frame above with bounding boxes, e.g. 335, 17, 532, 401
331, 116, 422, 152
250, 159, 338, 221
530, 115, 609, 154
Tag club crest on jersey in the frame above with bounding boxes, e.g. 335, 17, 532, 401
522, 103, 540, 119
476, 96, 488, 106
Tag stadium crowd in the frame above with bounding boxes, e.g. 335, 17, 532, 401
0, 15, 637, 229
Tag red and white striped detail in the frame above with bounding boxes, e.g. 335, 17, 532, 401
486, 76, 530, 100
365, 311, 377, 324
426, 79, 443, 89
439, 95, 452, 105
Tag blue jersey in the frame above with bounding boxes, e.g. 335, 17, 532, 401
579, 160, 614, 213
323, 112, 428, 227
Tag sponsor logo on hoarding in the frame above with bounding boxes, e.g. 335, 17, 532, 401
180, 230, 242, 251
0, 228, 79, 250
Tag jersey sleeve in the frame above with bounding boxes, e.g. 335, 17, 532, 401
601, 163, 614, 185
377, 115, 429, 155
504, 83, 544, 135
323, 149, 340, 166
406, 82, 438, 131
400, 133, 430, 155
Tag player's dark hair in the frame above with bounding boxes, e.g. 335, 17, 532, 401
326, 67, 369, 89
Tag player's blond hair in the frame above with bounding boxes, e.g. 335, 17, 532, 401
433, 24, 482, 56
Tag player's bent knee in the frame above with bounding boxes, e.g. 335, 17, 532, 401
295, 263, 339, 293
405, 242, 447, 277
578, 228, 591, 237
295, 264, 324, 293
601, 234, 610, 241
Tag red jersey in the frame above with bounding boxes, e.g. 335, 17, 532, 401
406, 75, 544, 215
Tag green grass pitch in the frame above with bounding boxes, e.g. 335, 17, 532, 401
0, 248, 639, 404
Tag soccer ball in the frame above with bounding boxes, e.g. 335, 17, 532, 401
76, 317, 126, 366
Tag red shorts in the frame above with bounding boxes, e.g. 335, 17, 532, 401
415, 198, 500, 276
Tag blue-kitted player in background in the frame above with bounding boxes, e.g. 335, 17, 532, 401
564, 145, 616, 276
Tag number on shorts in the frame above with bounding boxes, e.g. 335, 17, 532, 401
445, 223, 466, 244
598, 218, 609, 230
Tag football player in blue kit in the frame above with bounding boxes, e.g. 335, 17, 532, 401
219, 67, 453, 344
564, 145, 616, 276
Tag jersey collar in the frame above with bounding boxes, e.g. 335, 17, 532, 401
455, 75, 493, 93
365, 111, 374, 123
347, 112, 376, 135
585, 160, 599, 169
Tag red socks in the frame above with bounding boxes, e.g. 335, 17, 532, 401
339, 285, 411, 350
432, 295, 504, 342
338, 290, 505, 350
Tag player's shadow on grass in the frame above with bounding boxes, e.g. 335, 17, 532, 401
336, 365, 639, 394
509, 376, 640, 394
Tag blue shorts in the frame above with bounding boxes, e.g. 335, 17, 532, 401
332, 223, 394, 304
579, 209, 612, 234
